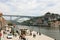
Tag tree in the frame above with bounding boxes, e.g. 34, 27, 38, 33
45, 12, 51, 15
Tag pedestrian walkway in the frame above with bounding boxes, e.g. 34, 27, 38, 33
1, 28, 55, 40
25, 31, 54, 40
1, 38, 4, 40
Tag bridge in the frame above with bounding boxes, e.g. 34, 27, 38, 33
3, 15, 36, 21
3, 15, 35, 18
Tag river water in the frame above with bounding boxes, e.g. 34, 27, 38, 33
16, 25, 60, 40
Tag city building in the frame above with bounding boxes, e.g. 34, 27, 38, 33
49, 19, 60, 27
0, 12, 7, 30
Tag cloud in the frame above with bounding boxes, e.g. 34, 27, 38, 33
0, 0, 60, 16
0, 2, 10, 14
41, 1, 60, 14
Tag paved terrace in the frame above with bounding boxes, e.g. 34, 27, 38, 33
1, 29, 55, 40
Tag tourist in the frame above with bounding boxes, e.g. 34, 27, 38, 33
19, 34, 26, 40
33, 34, 36, 38
30, 30, 32, 35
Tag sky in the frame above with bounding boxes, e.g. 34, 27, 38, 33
0, 0, 60, 16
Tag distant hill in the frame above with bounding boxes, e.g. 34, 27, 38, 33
7, 20, 21, 25
21, 12, 60, 26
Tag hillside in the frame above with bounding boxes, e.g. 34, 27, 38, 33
21, 12, 60, 26
6, 20, 21, 25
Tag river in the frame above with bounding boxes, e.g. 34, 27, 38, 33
16, 25, 60, 40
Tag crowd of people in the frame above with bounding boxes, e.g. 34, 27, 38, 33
18, 29, 41, 40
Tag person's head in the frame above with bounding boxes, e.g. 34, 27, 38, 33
33, 34, 36, 38
0, 12, 3, 17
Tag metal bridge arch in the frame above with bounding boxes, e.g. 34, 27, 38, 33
3, 15, 35, 21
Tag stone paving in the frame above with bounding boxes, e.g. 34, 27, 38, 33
1, 27, 55, 40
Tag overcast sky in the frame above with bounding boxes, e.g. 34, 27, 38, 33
0, 0, 60, 16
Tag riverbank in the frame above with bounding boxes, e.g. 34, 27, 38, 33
16, 25, 60, 40
1, 28, 54, 40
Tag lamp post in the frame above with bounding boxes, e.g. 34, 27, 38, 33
39, 24, 41, 35
29, 21, 33, 31
0, 30, 1, 40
